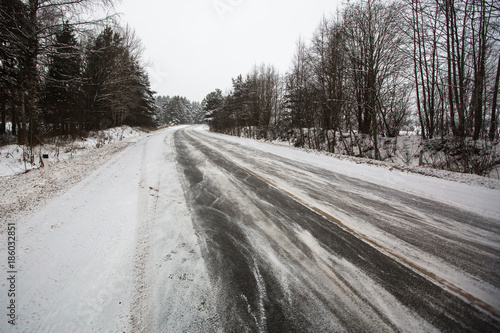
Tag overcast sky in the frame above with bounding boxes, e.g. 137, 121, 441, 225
115, 0, 343, 102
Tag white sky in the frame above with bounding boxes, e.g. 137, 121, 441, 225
115, 0, 343, 102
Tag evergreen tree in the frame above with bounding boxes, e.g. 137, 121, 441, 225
202, 89, 226, 131
156, 95, 204, 126
0, 0, 29, 139
83, 26, 157, 130
123, 67, 158, 127
189, 102, 204, 124
83, 27, 121, 129
41, 22, 82, 136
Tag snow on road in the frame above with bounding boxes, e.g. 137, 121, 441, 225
197, 125, 500, 219
0, 125, 499, 332
189, 126, 500, 316
0, 127, 216, 332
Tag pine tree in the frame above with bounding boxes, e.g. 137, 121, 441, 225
83, 27, 157, 130
202, 89, 226, 131
83, 27, 119, 129
0, 0, 29, 139
41, 22, 82, 136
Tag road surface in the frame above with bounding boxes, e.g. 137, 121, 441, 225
2, 126, 499, 332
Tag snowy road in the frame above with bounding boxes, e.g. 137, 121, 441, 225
1, 125, 500, 332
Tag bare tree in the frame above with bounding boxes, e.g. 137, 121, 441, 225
405, 0, 443, 139
309, 16, 347, 152
342, 0, 406, 159
490, 54, 500, 140
285, 38, 316, 148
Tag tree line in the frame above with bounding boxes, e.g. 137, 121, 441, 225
203, 0, 500, 162
156, 95, 204, 126
0, 0, 157, 147
203, 64, 284, 139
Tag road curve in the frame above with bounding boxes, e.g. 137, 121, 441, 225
173, 127, 500, 332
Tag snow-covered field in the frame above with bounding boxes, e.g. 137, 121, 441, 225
0, 125, 499, 331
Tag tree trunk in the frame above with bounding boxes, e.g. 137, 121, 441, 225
25, 0, 39, 146
446, 24, 457, 136
490, 54, 500, 141
412, 0, 426, 140
1, 98, 5, 135
472, 0, 488, 141
19, 93, 27, 145
11, 95, 17, 137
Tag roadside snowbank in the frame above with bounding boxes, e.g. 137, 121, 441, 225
0, 126, 146, 177
0, 126, 150, 234
213, 125, 500, 186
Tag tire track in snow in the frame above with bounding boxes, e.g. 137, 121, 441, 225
131, 137, 161, 332
153, 127, 225, 331
175, 130, 414, 331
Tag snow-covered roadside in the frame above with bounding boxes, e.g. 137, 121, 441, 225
0, 126, 217, 332
197, 126, 500, 220
0, 131, 148, 332
0, 126, 145, 177
0, 127, 149, 233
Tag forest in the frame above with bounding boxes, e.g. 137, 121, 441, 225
203, 0, 500, 176
0, 0, 158, 149
2, 0, 499, 176
155, 95, 204, 126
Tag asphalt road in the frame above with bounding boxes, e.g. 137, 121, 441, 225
173, 127, 500, 332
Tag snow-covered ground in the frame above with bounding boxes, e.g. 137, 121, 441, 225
240, 126, 500, 181
0, 126, 217, 332
0, 126, 145, 177
0, 125, 499, 331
